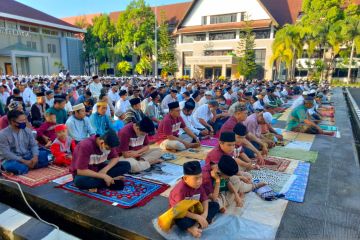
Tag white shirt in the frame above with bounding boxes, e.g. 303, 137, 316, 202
65, 101, 73, 113
21, 87, 36, 105
108, 90, 120, 104
193, 104, 213, 123
89, 82, 102, 99
161, 94, 176, 112
114, 98, 130, 119
224, 92, 232, 101
179, 111, 205, 135
198, 96, 209, 106
0, 92, 10, 105
46, 98, 54, 108
253, 100, 264, 111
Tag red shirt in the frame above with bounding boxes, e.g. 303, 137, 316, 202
155, 113, 186, 143
0, 115, 9, 130
169, 178, 208, 207
117, 123, 149, 153
71, 135, 118, 175
219, 116, 238, 135
36, 122, 57, 142
202, 145, 232, 195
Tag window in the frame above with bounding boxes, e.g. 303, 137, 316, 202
183, 52, 193, 65
30, 27, 39, 33
210, 14, 237, 24
27, 41, 37, 50
204, 50, 233, 56
47, 44, 57, 54
202, 16, 207, 25
183, 65, 191, 76
254, 29, 270, 39
0, 20, 5, 28
255, 49, 266, 67
7, 22, 17, 29
209, 31, 236, 41
42, 28, 58, 36
182, 34, 206, 43
20, 25, 30, 31
240, 12, 246, 21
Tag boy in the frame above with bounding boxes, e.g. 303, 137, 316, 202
50, 124, 76, 166
209, 155, 243, 212
36, 111, 57, 147
169, 161, 220, 238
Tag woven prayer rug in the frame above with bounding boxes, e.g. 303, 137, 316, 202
269, 146, 318, 163
200, 138, 218, 147
1, 165, 69, 187
284, 162, 310, 203
57, 176, 169, 208
262, 156, 291, 172
249, 168, 292, 194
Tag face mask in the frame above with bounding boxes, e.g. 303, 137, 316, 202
17, 122, 26, 129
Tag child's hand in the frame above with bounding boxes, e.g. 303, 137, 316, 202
210, 168, 220, 181
196, 215, 209, 229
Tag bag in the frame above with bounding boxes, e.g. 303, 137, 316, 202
254, 185, 284, 201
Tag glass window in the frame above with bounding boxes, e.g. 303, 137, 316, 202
52, 44, 56, 53
43, 28, 58, 36
47, 44, 52, 53
182, 34, 206, 43
254, 29, 270, 39
240, 12, 246, 21
210, 14, 237, 24
183, 65, 191, 76
0, 20, 5, 28
7, 22, 17, 29
255, 49, 266, 67
209, 31, 236, 41
204, 50, 233, 56
30, 27, 39, 33
20, 25, 30, 31
31, 42, 36, 50
202, 16, 207, 25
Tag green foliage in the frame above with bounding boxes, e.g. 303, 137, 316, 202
158, 11, 178, 75
135, 56, 152, 75
99, 62, 111, 73
116, 61, 132, 76
53, 61, 64, 70
236, 19, 257, 79
116, 0, 155, 66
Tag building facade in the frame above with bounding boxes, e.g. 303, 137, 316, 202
0, 0, 85, 76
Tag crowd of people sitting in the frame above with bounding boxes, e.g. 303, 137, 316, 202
0, 74, 332, 237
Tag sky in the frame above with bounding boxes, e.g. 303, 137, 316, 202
16, 0, 191, 18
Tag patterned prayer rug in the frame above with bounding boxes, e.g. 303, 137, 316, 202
259, 156, 291, 172
269, 146, 318, 163
249, 168, 292, 193
284, 162, 310, 203
175, 147, 212, 160
57, 176, 169, 208
200, 138, 218, 147
1, 165, 69, 187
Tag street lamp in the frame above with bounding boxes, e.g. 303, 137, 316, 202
154, 5, 158, 78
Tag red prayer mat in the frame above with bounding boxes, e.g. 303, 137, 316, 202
200, 138, 218, 147
252, 156, 291, 172
1, 165, 69, 187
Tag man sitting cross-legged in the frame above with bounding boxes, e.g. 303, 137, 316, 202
117, 117, 163, 173
0, 110, 50, 175
155, 101, 200, 151
70, 130, 131, 190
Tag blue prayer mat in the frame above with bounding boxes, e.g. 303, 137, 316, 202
284, 162, 310, 203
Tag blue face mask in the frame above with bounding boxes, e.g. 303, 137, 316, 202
16, 122, 26, 129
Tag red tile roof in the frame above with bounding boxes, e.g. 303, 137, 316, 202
259, 0, 302, 26
174, 19, 273, 34
0, 0, 82, 31
61, 13, 102, 29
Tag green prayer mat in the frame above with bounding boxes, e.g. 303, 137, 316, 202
269, 146, 318, 163
249, 168, 292, 193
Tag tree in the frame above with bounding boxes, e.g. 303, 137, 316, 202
99, 62, 111, 75
158, 11, 178, 76
341, 4, 360, 83
117, 61, 131, 76
116, 0, 155, 74
236, 20, 257, 79
82, 25, 98, 75
135, 56, 152, 75
53, 61, 64, 71
74, 15, 89, 29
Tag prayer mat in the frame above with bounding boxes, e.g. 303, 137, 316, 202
284, 162, 310, 203
272, 113, 282, 120
57, 176, 169, 209
295, 133, 315, 142
249, 169, 293, 193
285, 141, 313, 151
175, 147, 212, 160
169, 156, 199, 166
1, 165, 69, 187
319, 125, 337, 131
269, 146, 318, 163
261, 156, 291, 172
282, 131, 298, 141
200, 138, 218, 147
135, 163, 183, 186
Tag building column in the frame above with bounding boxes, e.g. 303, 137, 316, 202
270, 25, 275, 39
190, 64, 195, 78
221, 64, 226, 77
11, 51, 17, 75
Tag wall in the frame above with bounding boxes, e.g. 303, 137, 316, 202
182, 0, 270, 26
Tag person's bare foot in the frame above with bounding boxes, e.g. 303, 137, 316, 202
88, 188, 98, 193
187, 225, 202, 238
254, 182, 267, 189
149, 159, 163, 165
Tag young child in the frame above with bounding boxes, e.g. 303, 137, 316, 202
50, 124, 76, 166
169, 161, 220, 238
36, 111, 57, 147
209, 155, 244, 212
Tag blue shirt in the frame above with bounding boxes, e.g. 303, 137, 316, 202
90, 113, 114, 136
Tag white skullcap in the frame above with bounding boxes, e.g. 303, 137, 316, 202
263, 112, 273, 124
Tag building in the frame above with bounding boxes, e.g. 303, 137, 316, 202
0, 0, 85, 76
